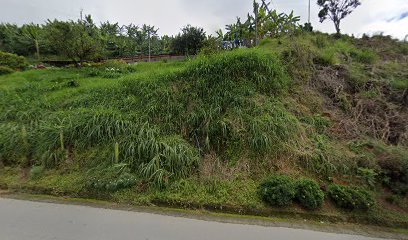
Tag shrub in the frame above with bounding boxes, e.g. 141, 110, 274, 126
0, 66, 15, 75
328, 184, 375, 210
295, 179, 324, 210
357, 167, 377, 188
0, 51, 28, 70
29, 166, 45, 180
378, 151, 408, 196
352, 49, 378, 64
86, 163, 138, 192
66, 79, 80, 88
259, 175, 296, 207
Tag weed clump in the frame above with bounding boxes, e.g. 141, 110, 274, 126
352, 49, 378, 64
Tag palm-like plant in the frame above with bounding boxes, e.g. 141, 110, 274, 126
220, 0, 301, 47
21, 23, 41, 60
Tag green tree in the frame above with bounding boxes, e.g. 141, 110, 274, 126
172, 25, 206, 55
0, 24, 31, 56
317, 0, 361, 35
140, 24, 160, 56
44, 14, 104, 62
161, 35, 174, 54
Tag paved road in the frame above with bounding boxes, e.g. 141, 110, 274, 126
0, 198, 388, 240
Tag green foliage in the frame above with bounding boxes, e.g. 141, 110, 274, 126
172, 25, 206, 55
313, 35, 328, 48
259, 175, 296, 207
29, 165, 45, 180
0, 123, 30, 165
86, 163, 137, 192
379, 154, 408, 196
0, 66, 15, 75
349, 140, 408, 196
137, 136, 200, 188
300, 114, 331, 134
328, 184, 375, 211
390, 78, 408, 91
66, 79, 80, 88
347, 63, 369, 91
295, 179, 325, 210
221, 4, 300, 46
352, 49, 378, 64
125, 49, 299, 158
1, 31, 407, 213
281, 42, 315, 81
43, 16, 104, 62
314, 48, 337, 66
0, 51, 28, 70
21, 23, 42, 60
357, 168, 377, 188
0, 23, 36, 57
85, 60, 134, 78
199, 36, 221, 55
302, 134, 355, 178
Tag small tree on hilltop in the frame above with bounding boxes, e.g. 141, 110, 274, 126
317, 0, 361, 35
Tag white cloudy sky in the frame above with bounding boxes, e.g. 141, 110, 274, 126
0, 0, 407, 39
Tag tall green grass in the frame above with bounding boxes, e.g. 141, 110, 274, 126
1, 50, 302, 182
0, 45, 374, 187
124, 49, 300, 158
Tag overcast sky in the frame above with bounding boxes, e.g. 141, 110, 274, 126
0, 0, 407, 39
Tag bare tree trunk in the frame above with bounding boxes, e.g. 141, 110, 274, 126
334, 20, 341, 38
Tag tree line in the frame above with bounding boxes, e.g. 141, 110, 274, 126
0, 0, 361, 62
0, 13, 207, 62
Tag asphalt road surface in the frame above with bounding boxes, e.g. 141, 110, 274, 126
0, 198, 390, 240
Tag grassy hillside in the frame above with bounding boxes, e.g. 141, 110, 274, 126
1, 33, 407, 227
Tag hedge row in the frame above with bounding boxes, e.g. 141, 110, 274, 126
259, 175, 375, 211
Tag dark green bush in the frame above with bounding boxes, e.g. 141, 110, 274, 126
295, 179, 324, 210
0, 66, 15, 75
0, 51, 28, 70
382, 168, 408, 196
328, 184, 375, 210
259, 175, 296, 207
378, 153, 408, 196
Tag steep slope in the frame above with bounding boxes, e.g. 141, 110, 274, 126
0, 33, 407, 226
